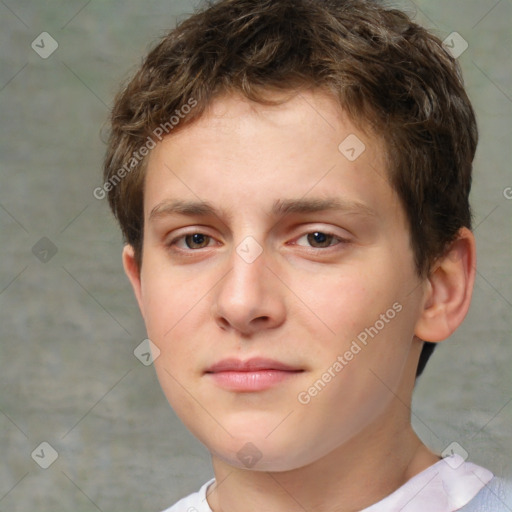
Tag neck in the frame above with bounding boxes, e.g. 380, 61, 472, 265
206, 402, 439, 512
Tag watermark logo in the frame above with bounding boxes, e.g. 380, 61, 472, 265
338, 134, 366, 162
32, 237, 58, 263
31, 442, 58, 469
237, 442, 263, 468
134, 339, 161, 366
442, 441, 469, 469
31, 32, 58, 59
236, 236, 263, 264
443, 32, 468, 59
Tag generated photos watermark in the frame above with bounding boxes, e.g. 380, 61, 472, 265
297, 301, 403, 404
93, 97, 197, 200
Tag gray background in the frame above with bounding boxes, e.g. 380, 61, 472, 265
0, 0, 511, 511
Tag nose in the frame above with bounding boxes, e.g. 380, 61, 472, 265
211, 238, 286, 337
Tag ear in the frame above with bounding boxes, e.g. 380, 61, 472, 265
122, 244, 145, 320
414, 227, 476, 342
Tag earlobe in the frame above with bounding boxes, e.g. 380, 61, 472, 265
414, 228, 476, 343
122, 244, 145, 319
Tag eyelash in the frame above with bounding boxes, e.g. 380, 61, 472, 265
166, 230, 348, 254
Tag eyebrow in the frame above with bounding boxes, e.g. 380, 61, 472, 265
149, 197, 377, 222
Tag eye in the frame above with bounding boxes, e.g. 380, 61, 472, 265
294, 230, 346, 249
168, 232, 214, 250
167, 229, 348, 254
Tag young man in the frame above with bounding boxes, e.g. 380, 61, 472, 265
102, 0, 511, 510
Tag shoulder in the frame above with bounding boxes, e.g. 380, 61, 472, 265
458, 476, 512, 511
159, 478, 215, 512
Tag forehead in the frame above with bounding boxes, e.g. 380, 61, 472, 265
143, 89, 402, 227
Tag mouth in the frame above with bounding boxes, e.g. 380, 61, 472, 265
204, 357, 304, 392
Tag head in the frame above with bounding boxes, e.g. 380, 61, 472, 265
103, 0, 477, 470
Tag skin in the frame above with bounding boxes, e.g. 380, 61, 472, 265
123, 89, 476, 511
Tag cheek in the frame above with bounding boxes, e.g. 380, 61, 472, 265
141, 269, 207, 415
140, 262, 218, 382
141, 262, 201, 339
287, 265, 401, 345
289, 264, 416, 391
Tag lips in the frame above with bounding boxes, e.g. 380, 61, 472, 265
204, 357, 304, 392
205, 357, 301, 373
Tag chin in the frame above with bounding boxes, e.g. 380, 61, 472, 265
195, 423, 321, 472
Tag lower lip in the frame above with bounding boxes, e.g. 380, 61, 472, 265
206, 370, 302, 391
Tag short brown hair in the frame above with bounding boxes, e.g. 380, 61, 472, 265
103, 0, 478, 377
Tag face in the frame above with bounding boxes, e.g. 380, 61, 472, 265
126, 90, 428, 471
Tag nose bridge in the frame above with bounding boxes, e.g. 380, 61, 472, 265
223, 207, 269, 279
223, 234, 267, 303
211, 231, 281, 333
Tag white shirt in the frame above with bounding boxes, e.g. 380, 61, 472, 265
162, 454, 494, 512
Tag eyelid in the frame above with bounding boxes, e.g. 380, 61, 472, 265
291, 230, 349, 250
166, 229, 218, 250
166, 225, 351, 253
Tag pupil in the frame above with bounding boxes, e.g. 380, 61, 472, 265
187, 233, 207, 248
308, 232, 331, 247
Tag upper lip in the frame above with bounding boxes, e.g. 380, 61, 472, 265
205, 357, 303, 373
